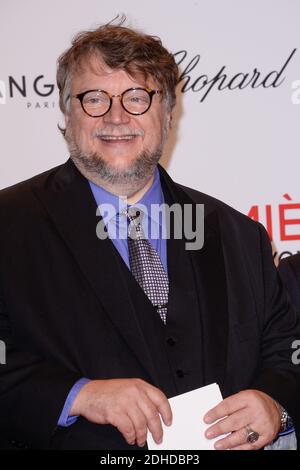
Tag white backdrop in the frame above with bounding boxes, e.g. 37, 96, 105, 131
1, 0, 300, 262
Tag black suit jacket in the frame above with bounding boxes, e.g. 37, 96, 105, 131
0, 159, 300, 449
279, 254, 300, 316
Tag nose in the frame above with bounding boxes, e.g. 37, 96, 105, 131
103, 96, 130, 125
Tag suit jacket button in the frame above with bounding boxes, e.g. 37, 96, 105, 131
176, 369, 185, 378
167, 337, 177, 346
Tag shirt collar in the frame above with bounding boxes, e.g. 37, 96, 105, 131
88, 166, 165, 225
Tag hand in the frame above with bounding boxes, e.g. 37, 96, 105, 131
70, 378, 172, 447
203, 389, 281, 450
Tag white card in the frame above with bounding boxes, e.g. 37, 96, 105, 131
147, 383, 224, 450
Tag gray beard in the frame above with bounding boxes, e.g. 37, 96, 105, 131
69, 145, 163, 188
65, 124, 166, 193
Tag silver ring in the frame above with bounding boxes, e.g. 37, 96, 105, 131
245, 425, 260, 444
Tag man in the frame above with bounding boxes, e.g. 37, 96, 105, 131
0, 21, 300, 451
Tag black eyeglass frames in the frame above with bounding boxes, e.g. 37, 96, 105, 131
72, 87, 161, 117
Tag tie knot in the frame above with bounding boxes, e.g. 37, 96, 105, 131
124, 206, 144, 224
121, 206, 145, 240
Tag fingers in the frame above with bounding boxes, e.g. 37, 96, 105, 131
205, 409, 248, 439
145, 384, 173, 427
204, 392, 246, 424
78, 378, 172, 447
204, 390, 280, 450
214, 427, 260, 450
135, 384, 172, 446
205, 408, 253, 450
112, 413, 136, 446
138, 394, 163, 445
128, 405, 148, 447
107, 379, 172, 447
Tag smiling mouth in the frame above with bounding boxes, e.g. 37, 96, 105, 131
98, 135, 138, 142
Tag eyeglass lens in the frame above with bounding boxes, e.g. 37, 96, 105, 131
82, 88, 152, 116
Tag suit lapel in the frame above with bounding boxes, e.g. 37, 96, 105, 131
33, 159, 159, 385
159, 165, 229, 391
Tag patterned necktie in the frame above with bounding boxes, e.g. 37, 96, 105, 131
123, 206, 169, 324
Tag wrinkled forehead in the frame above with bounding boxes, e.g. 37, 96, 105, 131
70, 52, 157, 91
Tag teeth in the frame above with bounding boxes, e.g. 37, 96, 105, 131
100, 135, 136, 141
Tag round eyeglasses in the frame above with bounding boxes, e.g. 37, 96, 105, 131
73, 87, 161, 118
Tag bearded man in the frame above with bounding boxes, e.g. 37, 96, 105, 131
0, 21, 299, 450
